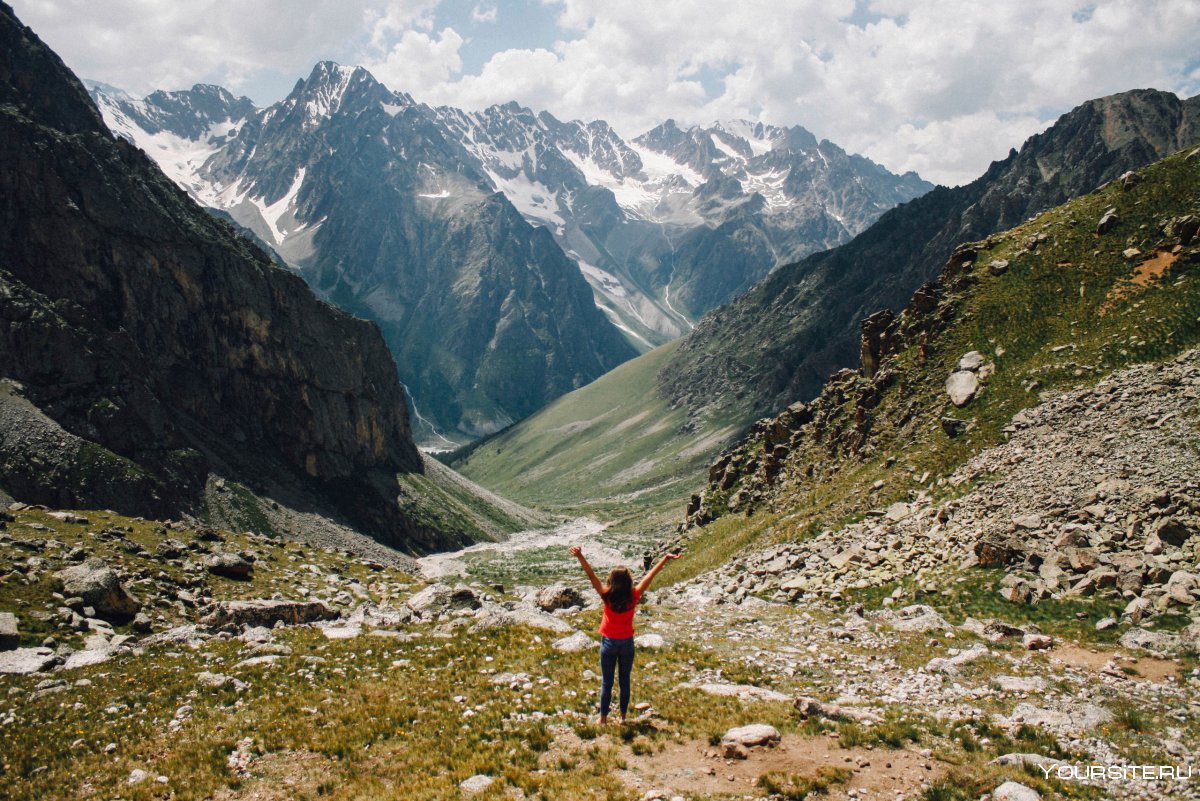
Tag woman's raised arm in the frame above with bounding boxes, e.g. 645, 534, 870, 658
636, 552, 681, 594
570, 545, 605, 595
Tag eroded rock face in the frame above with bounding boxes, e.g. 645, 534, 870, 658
53, 558, 140, 622
0, 6, 462, 553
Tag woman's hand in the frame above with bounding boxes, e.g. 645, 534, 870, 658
569, 545, 583, 558
664, 552, 682, 560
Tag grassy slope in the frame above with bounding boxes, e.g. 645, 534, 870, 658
670, 147, 1200, 582
394, 454, 552, 542
450, 339, 750, 526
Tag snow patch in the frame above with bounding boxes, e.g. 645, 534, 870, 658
250, 168, 306, 246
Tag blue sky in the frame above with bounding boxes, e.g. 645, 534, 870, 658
11, 0, 1200, 186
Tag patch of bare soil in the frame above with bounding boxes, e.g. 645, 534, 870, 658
1099, 249, 1179, 314
211, 750, 337, 801
617, 734, 944, 800
1043, 643, 1181, 683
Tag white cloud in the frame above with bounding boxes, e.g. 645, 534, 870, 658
366, 27, 465, 90
409, 0, 1200, 184
470, 4, 497, 24
11, 0, 1200, 185
9, 0, 438, 98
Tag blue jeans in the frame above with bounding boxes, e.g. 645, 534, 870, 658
599, 636, 635, 717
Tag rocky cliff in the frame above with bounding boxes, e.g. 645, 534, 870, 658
660, 89, 1200, 419
0, 3, 464, 553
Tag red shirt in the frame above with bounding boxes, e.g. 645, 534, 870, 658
599, 587, 641, 639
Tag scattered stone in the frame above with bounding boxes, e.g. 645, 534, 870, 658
988, 259, 1009, 276
197, 671, 245, 691
874, 604, 951, 632
993, 676, 1047, 693
127, 769, 149, 785
1095, 617, 1117, 631
635, 633, 666, 649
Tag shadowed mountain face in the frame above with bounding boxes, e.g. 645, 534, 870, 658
0, 3, 473, 553
660, 89, 1200, 419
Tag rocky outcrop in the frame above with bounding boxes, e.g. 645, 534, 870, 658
660, 89, 1200, 420
0, 4, 468, 552
199, 599, 337, 630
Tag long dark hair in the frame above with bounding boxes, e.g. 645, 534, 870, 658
602, 566, 634, 613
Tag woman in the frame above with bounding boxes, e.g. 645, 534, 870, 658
569, 545, 681, 724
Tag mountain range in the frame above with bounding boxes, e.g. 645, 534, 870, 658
87, 69, 929, 441
453, 87, 1200, 517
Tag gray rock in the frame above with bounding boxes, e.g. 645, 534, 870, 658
552, 632, 596, 652
793, 696, 877, 723
200, 599, 336, 630
0, 612, 19, 650
876, 604, 951, 632
406, 584, 481, 617
946, 370, 980, 406
635, 633, 666, 649
534, 582, 587, 612
1118, 627, 1183, 656
720, 724, 780, 750
1096, 208, 1119, 234
988, 259, 1010, 276
470, 603, 574, 634
958, 351, 986, 371
205, 552, 253, 579
53, 558, 140, 622
459, 775, 494, 794
0, 647, 57, 675
990, 753, 1062, 771
1005, 702, 1112, 734
993, 781, 1041, 801
695, 683, 791, 703
1152, 517, 1192, 547
926, 644, 989, 672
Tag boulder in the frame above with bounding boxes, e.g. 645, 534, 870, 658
552, 632, 596, 652
1118, 627, 1183, 657
460, 775, 494, 795
470, 604, 573, 634
879, 604, 951, 632
534, 582, 587, 612
53, 558, 140, 622
793, 696, 876, 723
0, 612, 18, 650
693, 683, 790, 703
993, 781, 1041, 801
1096, 208, 1119, 234
406, 584, 481, 618
946, 370, 980, 406
0, 647, 57, 674
1152, 517, 1192, 548
720, 724, 780, 757
988, 259, 1009, 276
199, 599, 336, 630
958, 351, 985, 371
205, 552, 253, 579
